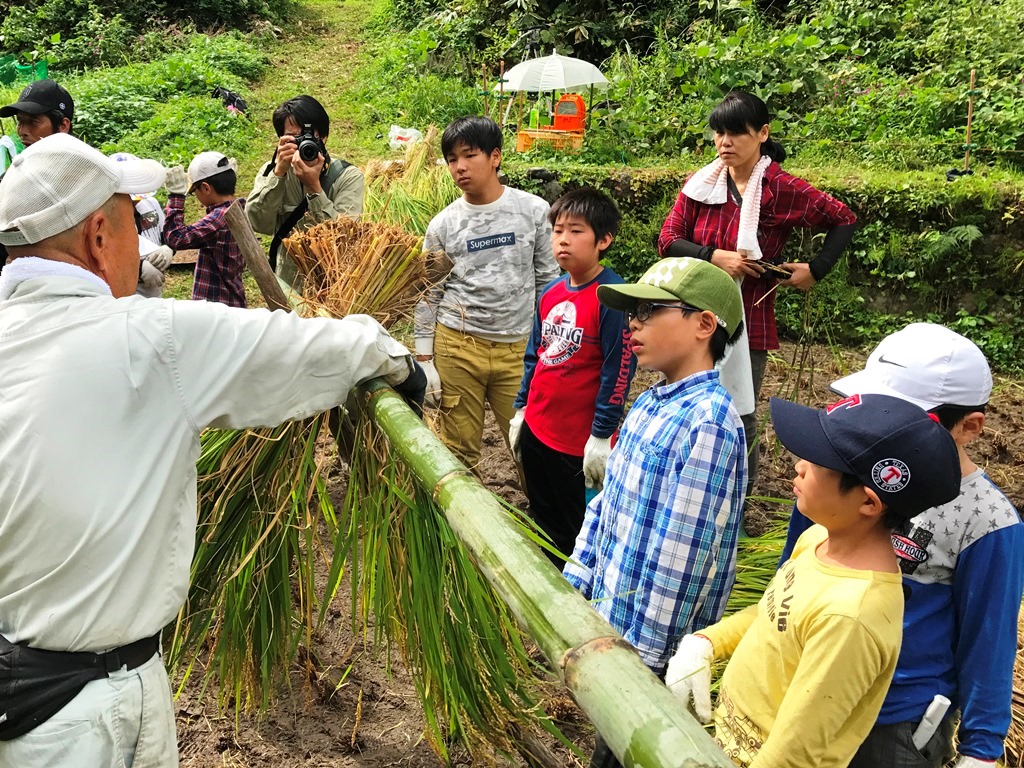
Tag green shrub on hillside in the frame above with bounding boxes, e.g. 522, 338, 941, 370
103, 96, 259, 165
0, 34, 266, 164
58, 36, 267, 148
1, 0, 292, 71
356, 26, 482, 134
373, 0, 1024, 169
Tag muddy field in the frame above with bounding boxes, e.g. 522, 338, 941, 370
177, 340, 1024, 767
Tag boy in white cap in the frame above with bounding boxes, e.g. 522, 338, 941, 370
562, 256, 747, 768
162, 151, 247, 307
668, 393, 962, 768
0, 133, 424, 765
779, 323, 1024, 768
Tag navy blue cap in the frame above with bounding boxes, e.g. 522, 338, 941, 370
770, 393, 961, 520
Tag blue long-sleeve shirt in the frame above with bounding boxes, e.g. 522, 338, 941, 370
779, 469, 1024, 760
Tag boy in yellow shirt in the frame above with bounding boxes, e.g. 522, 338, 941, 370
667, 393, 962, 767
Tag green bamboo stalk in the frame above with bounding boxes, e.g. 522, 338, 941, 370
354, 380, 734, 768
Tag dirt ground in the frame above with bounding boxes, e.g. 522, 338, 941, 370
176, 339, 1024, 767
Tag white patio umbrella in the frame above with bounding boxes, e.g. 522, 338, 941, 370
495, 52, 609, 92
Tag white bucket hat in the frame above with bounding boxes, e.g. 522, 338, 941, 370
0, 134, 166, 246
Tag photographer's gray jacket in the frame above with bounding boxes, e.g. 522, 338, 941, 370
246, 160, 365, 236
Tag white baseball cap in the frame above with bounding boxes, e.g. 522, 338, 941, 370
831, 322, 992, 410
187, 151, 237, 192
0, 134, 166, 246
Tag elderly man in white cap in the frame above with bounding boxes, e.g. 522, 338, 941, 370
0, 134, 425, 766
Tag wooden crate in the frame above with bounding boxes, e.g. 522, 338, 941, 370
515, 129, 584, 153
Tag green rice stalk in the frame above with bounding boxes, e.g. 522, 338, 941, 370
338, 411, 572, 761
167, 416, 338, 714
363, 126, 459, 236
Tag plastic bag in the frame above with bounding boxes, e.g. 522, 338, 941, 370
388, 125, 423, 151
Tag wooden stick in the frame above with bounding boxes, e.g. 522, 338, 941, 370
964, 68, 976, 172
224, 200, 290, 312
482, 62, 489, 116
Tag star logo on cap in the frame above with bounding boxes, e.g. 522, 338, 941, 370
872, 458, 911, 492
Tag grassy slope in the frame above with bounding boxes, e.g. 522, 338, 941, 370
167, 0, 382, 305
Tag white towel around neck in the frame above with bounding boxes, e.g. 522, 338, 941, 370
0, 256, 112, 301
681, 154, 772, 261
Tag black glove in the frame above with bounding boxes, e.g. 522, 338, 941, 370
393, 360, 427, 417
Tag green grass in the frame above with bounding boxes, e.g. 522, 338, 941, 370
164, 268, 268, 309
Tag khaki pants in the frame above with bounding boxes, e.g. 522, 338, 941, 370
434, 323, 525, 471
0, 654, 178, 768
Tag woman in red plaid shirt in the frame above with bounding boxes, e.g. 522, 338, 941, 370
658, 91, 856, 496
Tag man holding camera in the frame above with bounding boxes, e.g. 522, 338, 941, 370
246, 95, 365, 288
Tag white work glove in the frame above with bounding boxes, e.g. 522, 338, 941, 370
139, 259, 165, 291
509, 408, 525, 462
582, 435, 612, 490
146, 244, 173, 272
165, 165, 188, 195
420, 359, 442, 408
666, 634, 714, 723
953, 758, 996, 768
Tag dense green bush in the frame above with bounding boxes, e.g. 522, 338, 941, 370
106, 95, 259, 165
355, 24, 482, 134
0, 34, 267, 163
0, 0, 290, 73
372, 0, 1024, 169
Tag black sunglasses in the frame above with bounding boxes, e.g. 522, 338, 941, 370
625, 301, 704, 324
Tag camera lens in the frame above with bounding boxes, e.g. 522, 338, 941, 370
298, 139, 319, 163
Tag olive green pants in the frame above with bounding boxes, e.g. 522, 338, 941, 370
434, 323, 526, 472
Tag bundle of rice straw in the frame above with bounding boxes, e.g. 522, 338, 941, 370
363, 125, 459, 236
283, 216, 451, 325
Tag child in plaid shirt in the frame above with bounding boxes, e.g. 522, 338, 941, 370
162, 151, 247, 308
563, 257, 747, 768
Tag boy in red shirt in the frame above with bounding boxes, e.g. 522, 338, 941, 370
510, 188, 636, 565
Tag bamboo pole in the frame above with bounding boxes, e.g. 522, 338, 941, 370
266, 280, 732, 766
355, 380, 734, 768
498, 59, 506, 130
482, 62, 489, 117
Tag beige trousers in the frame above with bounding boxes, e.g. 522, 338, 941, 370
434, 323, 526, 472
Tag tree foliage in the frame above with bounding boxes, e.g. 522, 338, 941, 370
1, 0, 292, 71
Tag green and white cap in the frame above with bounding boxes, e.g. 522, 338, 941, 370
597, 257, 744, 331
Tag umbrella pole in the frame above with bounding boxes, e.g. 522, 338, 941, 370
588, 84, 594, 129
518, 92, 524, 131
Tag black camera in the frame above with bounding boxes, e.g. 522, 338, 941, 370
294, 124, 326, 163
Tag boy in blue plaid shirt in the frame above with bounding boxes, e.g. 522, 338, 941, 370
563, 257, 747, 766
564, 256, 747, 662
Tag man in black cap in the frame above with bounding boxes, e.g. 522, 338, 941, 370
0, 79, 74, 148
